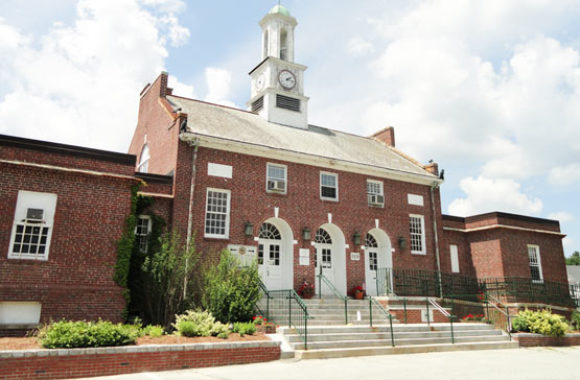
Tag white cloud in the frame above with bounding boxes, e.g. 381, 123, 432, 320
547, 211, 574, 223
204, 67, 235, 107
0, 0, 191, 152
548, 163, 580, 186
448, 176, 543, 217
346, 37, 374, 56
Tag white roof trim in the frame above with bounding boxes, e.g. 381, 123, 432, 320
443, 224, 565, 237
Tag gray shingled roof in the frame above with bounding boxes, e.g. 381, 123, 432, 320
167, 96, 437, 179
567, 265, 580, 284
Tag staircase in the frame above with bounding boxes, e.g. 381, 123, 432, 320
261, 297, 517, 359
280, 323, 517, 359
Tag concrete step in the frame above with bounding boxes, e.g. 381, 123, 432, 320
294, 341, 520, 359
291, 334, 510, 350
284, 328, 503, 343
278, 323, 493, 335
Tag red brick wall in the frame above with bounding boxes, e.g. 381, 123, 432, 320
440, 229, 475, 277
128, 73, 180, 177
179, 147, 442, 293
467, 232, 504, 279
0, 342, 280, 380
514, 333, 580, 347
0, 155, 135, 324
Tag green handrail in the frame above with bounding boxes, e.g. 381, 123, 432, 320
485, 293, 512, 341
317, 271, 348, 324
257, 280, 271, 320
369, 297, 395, 347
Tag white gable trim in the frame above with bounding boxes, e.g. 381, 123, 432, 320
180, 133, 442, 186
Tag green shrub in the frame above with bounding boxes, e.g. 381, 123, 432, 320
173, 310, 215, 337
39, 320, 140, 349
512, 309, 569, 337
142, 325, 164, 337
202, 250, 261, 323
233, 322, 256, 337
570, 310, 580, 331
172, 310, 229, 337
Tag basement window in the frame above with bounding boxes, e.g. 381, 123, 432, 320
276, 94, 300, 112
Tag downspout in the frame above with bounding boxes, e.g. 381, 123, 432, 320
430, 182, 443, 298
179, 126, 198, 302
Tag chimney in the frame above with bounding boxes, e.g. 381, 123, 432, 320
158, 71, 173, 97
424, 161, 439, 176
371, 126, 395, 147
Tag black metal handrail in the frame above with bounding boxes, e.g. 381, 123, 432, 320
369, 297, 395, 347
485, 293, 512, 341
257, 281, 309, 349
429, 298, 455, 344
317, 270, 348, 324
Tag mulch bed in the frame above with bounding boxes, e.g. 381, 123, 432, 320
0, 333, 270, 351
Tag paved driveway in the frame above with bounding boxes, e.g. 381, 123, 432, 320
82, 347, 580, 380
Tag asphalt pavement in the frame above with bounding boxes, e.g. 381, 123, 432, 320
80, 346, 580, 380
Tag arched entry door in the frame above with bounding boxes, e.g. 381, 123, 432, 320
258, 223, 282, 290
314, 225, 347, 296
364, 229, 393, 296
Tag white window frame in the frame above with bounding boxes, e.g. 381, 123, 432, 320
320, 172, 338, 201
135, 215, 152, 253
138, 144, 150, 173
366, 179, 384, 208
450, 244, 459, 273
266, 163, 287, 194
8, 190, 58, 261
204, 188, 231, 239
527, 244, 544, 283
409, 214, 426, 255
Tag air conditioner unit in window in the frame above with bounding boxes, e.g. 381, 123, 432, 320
368, 194, 384, 207
267, 180, 286, 192
25, 208, 44, 223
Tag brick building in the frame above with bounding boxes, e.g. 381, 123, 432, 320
0, 5, 571, 331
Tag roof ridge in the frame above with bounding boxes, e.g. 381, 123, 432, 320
167, 94, 256, 115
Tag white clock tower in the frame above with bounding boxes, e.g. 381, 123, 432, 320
248, 5, 309, 129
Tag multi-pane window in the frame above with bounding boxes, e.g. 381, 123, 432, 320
8, 191, 57, 260
269, 245, 280, 266
315, 228, 332, 268
266, 163, 287, 193
367, 180, 384, 207
204, 188, 231, 238
259, 223, 282, 240
528, 245, 543, 283
135, 216, 151, 253
258, 244, 264, 265
321, 248, 332, 268
409, 214, 426, 254
368, 251, 378, 271
320, 172, 338, 200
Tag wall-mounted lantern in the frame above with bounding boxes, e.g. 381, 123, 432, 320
244, 221, 254, 237
352, 231, 361, 246
398, 236, 407, 251
302, 227, 311, 241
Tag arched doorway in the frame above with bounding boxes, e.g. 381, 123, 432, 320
257, 218, 293, 290
364, 229, 393, 296
314, 223, 347, 296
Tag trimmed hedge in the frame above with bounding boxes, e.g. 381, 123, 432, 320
39, 320, 140, 349
512, 309, 569, 337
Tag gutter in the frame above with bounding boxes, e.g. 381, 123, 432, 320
179, 132, 199, 247
430, 182, 443, 297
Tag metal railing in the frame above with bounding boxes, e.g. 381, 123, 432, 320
429, 298, 455, 344
369, 297, 395, 347
376, 267, 575, 307
485, 294, 512, 341
317, 270, 349, 324
257, 281, 309, 349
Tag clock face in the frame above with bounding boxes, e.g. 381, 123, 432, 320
278, 69, 296, 90
256, 74, 265, 92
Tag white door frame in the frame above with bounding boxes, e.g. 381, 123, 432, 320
258, 218, 293, 290
364, 228, 393, 296
314, 223, 346, 296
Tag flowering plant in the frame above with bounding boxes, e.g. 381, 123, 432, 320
350, 285, 366, 298
462, 313, 485, 322
252, 315, 267, 325
299, 280, 315, 299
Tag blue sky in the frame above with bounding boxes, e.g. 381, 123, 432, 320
1, 0, 579, 256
